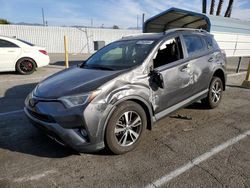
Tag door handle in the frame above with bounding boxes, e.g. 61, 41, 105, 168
208, 57, 214, 62
8, 50, 15, 52
180, 64, 190, 72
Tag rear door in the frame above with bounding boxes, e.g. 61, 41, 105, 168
0, 39, 21, 71
151, 34, 194, 114
182, 33, 211, 94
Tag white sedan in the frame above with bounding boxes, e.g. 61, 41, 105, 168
0, 36, 50, 74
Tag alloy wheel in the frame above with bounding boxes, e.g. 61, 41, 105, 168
211, 80, 222, 103
114, 111, 142, 147
20, 60, 34, 73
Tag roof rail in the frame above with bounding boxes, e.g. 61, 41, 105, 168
164, 28, 208, 34
122, 32, 154, 38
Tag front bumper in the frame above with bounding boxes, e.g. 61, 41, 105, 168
24, 108, 104, 152
24, 95, 108, 152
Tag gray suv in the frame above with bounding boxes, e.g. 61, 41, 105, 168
24, 29, 226, 154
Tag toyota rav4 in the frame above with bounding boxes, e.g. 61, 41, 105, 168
24, 28, 226, 154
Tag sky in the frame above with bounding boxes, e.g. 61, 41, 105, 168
0, 0, 250, 28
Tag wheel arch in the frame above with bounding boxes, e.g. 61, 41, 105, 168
129, 98, 154, 131
102, 95, 154, 141
212, 68, 226, 90
112, 96, 154, 131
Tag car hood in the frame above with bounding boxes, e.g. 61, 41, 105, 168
34, 66, 125, 99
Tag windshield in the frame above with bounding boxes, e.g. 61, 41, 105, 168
82, 39, 157, 70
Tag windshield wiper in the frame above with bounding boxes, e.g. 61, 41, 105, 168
81, 64, 114, 71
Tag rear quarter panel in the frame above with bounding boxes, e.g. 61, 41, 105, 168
21, 48, 50, 67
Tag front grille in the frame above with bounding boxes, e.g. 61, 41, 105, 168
28, 109, 56, 123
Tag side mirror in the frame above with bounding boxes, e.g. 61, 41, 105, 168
78, 61, 86, 67
150, 68, 164, 89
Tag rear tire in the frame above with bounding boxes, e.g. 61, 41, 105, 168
202, 76, 223, 109
105, 101, 147, 154
16, 58, 36, 75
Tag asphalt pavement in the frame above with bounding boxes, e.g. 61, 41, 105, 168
0, 54, 249, 188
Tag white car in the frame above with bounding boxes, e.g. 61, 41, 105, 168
0, 36, 50, 74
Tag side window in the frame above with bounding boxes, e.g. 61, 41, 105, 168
0, 39, 19, 48
212, 37, 220, 50
183, 35, 205, 56
204, 36, 213, 50
154, 37, 183, 68
203, 35, 220, 51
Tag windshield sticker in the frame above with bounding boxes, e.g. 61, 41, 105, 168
136, 40, 154, 45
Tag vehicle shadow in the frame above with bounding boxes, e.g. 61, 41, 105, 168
0, 82, 113, 157
226, 84, 247, 89
185, 101, 208, 110
0, 83, 81, 158
0, 71, 20, 75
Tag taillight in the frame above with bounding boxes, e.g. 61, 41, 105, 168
39, 50, 48, 55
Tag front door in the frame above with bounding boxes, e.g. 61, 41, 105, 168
150, 36, 194, 115
0, 39, 21, 71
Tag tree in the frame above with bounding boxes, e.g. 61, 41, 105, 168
216, 0, 224, 16
224, 0, 234, 17
112, 25, 119, 29
210, 0, 215, 15
0, 18, 10, 24
202, 0, 234, 18
202, 0, 207, 14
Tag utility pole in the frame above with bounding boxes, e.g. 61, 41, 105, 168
42, 8, 45, 26
91, 19, 93, 27
142, 13, 145, 29
137, 14, 139, 30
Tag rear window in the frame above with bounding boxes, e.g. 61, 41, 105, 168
183, 35, 206, 56
17, 39, 34, 46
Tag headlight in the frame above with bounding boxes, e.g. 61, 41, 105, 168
59, 90, 101, 108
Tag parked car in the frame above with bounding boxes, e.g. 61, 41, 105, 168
0, 36, 49, 74
24, 29, 226, 154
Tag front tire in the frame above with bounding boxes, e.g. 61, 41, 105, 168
202, 76, 223, 109
105, 101, 147, 154
16, 58, 36, 75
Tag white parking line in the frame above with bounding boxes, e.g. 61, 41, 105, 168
13, 170, 57, 182
145, 130, 250, 188
0, 109, 24, 117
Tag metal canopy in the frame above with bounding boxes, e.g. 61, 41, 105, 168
143, 8, 211, 33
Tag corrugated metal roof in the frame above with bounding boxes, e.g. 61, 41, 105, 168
143, 8, 211, 33
143, 7, 250, 35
